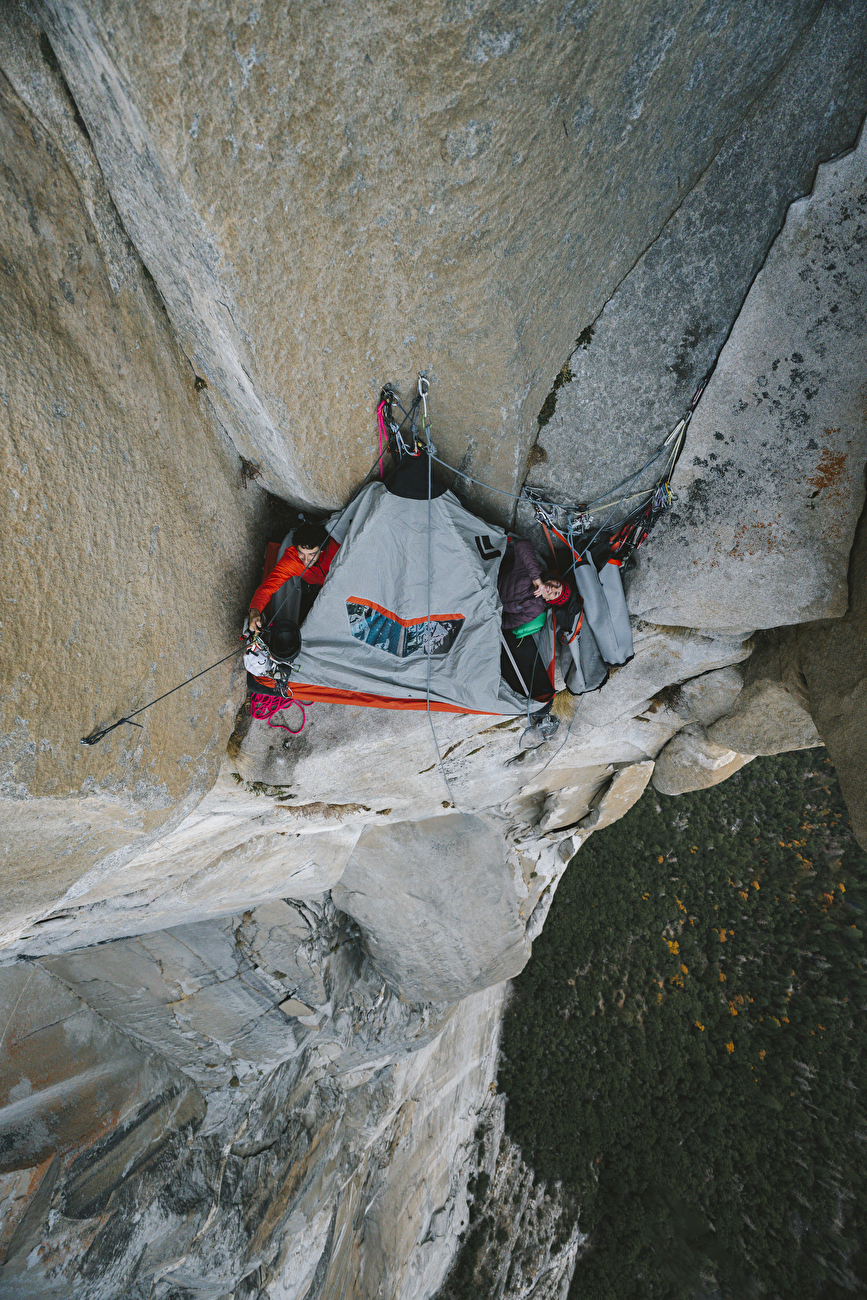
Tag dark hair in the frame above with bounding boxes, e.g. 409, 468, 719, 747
540, 569, 564, 586
293, 521, 328, 550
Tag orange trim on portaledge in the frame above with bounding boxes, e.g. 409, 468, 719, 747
346, 597, 464, 627
287, 681, 496, 714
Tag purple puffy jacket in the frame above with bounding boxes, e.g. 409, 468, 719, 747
498, 539, 546, 630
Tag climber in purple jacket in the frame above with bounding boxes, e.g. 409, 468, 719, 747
498, 538, 563, 630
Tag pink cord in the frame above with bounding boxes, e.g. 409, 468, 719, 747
377, 400, 387, 478
250, 692, 306, 734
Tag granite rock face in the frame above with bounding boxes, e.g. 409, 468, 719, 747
652, 725, 753, 797
575, 622, 751, 729
652, 630, 821, 793
628, 125, 867, 631
521, 0, 867, 532
22, 0, 855, 518
333, 814, 530, 1003
0, 938, 507, 1300
707, 679, 821, 756
0, 45, 275, 942
1, 4, 866, 1299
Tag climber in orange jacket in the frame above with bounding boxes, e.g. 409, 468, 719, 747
248, 521, 339, 634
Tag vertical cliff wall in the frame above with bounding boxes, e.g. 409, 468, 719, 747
1, 2, 866, 1297
20, 0, 860, 512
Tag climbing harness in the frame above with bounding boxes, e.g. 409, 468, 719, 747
242, 626, 298, 698
80, 648, 240, 745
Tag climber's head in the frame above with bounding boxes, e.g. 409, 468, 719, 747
294, 521, 329, 567
539, 569, 565, 602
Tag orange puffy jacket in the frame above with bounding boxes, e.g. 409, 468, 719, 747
249, 536, 340, 614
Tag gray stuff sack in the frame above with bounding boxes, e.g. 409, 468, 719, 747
562, 616, 608, 694
573, 560, 633, 666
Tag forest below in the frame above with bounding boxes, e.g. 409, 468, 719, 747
442, 749, 867, 1299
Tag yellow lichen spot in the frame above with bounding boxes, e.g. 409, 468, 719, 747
839, 883, 846, 893
695, 1021, 705, 1031
719, 929, 727, 943
751, 880, 760, 889
725, 1041, 734, 1054
681, 964, 689, 974
758, 1049, 766, 1061
657, 854, 664, 863
738, 890, 748, 901
719, 971, 726, 982
676, 897, 687, 912
667, 939, 680, 954
642, 892, 650, 900
729, 1004, 738, 1016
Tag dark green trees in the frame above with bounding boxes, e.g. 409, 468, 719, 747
498, 751, 867, 1299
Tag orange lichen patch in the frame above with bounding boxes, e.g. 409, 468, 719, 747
806, 439, 853, 543
808, 440, 848, 496
728, 516, 787, 558
725, 1041, 735, 1054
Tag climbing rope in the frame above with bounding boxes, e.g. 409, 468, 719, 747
250, 691, 306, 734
417, 381, 700, 542
81, 648, 241, 745
419, 376, 461, 810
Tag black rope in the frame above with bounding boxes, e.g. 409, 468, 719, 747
82, 396, 413, 751
81, 649, 241, 745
